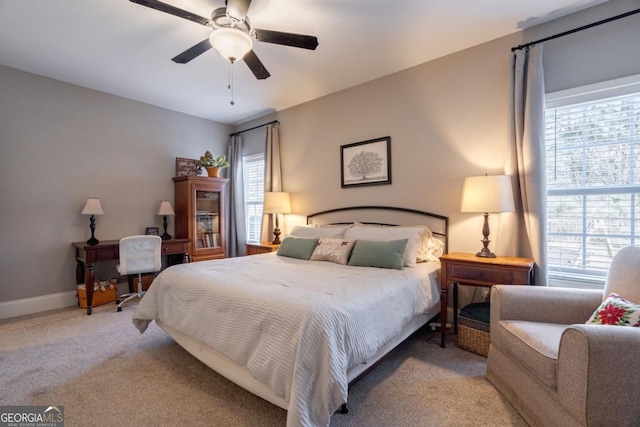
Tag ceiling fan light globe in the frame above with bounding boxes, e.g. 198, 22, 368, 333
209, 28, 252, 63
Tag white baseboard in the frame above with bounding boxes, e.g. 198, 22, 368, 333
0, 291, 78, 320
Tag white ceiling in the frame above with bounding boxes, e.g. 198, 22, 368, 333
0, 0, 606, 125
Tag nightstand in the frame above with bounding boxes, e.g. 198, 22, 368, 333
439, 252, 534, 348
246, 242, 280, 255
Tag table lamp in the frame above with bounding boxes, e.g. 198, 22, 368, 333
461, 175, 515, 258
81, 197, 104, 246
263, 192, 291, 244
156, 201, 176, 240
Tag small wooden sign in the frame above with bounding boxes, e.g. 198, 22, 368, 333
175, 157, 199, 177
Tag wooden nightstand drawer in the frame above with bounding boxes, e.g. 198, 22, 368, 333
449, 264, 512, 284
161, 241, 188, 256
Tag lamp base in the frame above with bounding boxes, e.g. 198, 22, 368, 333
475, 213, 496, 258
87, 215, 99, 245
161, 215, 172, 240
272, 227, 282, 245
476, 247, 496, 258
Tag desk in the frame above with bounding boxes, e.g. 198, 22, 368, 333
73, 238, 190, 314
439, 252, 534, 348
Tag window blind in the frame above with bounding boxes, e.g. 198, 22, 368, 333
545, 83, 640, 286
242, 153, 265, 243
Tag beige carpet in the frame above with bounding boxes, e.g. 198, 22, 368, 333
0, 303, 526, 426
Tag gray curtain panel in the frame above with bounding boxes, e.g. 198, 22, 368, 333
227, 134, 246, 257
260, 123, 283, 243
498, 44, 548, 285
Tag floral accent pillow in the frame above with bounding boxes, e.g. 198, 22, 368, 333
586, 293, 640, 327
418, 236, 445, 263
310, 238, 356, 265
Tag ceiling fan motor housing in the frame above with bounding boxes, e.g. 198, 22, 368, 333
211, 7, 251, 33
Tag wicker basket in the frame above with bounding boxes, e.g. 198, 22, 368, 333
127, 273, 155, 293
458, 315, 491, 357
77, 279, 118, 309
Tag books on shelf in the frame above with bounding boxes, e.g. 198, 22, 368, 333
200, 232, 219, 248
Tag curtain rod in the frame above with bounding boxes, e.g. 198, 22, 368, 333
511, 7, 640, 52
229, 120, 279, 137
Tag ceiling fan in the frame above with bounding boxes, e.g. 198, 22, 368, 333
130, 0, 319, 80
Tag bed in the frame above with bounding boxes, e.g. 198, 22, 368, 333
133, 206, 448, 427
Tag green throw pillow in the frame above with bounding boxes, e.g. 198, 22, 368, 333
276, 237, 319, 260
347, 239, 408, 270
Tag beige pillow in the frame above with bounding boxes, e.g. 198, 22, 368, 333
310, 238, 356, 265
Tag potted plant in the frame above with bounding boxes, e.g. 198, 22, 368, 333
196, 151, 230, 177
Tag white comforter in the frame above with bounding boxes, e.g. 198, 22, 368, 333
133, 253, 440, 427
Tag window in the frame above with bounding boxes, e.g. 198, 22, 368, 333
545, 75, 640, 288
243, 153, 265, 243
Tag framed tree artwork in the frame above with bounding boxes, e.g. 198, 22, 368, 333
340, 136, 391, 188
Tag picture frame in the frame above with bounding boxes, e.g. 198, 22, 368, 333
340, 136, 391, 188
175, 157, 199, 177
145, 227, 159, 236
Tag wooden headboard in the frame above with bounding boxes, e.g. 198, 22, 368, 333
306, 205, 448, 254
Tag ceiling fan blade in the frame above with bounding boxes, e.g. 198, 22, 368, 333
129, 0, 210, 26
254, 29, 318, 50
226, 0, 252, 22
243, 50, 271, 80
171, 39, 213, 64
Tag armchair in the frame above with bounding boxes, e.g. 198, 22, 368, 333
486, 246, 640, 426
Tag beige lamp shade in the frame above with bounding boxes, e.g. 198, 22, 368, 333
461, 175, 515, 214
156, 201, 175, 216
263, 192, 292, 214
81, 198, 104, 215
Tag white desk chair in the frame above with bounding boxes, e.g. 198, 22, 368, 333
116, 235, 162, 312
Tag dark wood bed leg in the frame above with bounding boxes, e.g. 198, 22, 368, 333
338, 403, 348, 414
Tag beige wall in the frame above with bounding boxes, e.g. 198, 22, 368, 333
270, 0, 640, 251
2, 0, 638, 316
276, 34, 516, 252
0, 65, 231, 313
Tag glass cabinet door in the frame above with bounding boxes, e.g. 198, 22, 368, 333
195, 190, 221, 250
173, 175, 228, 261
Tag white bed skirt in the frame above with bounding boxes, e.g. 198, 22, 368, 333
157, 304, 439, 411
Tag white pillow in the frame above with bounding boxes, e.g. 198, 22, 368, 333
343, 225, 424, 267
353, 223, 431, 238
290, 225, 348, 239
316, 223, 353, 229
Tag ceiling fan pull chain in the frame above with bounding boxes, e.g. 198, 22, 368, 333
228, 62, 235, 106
